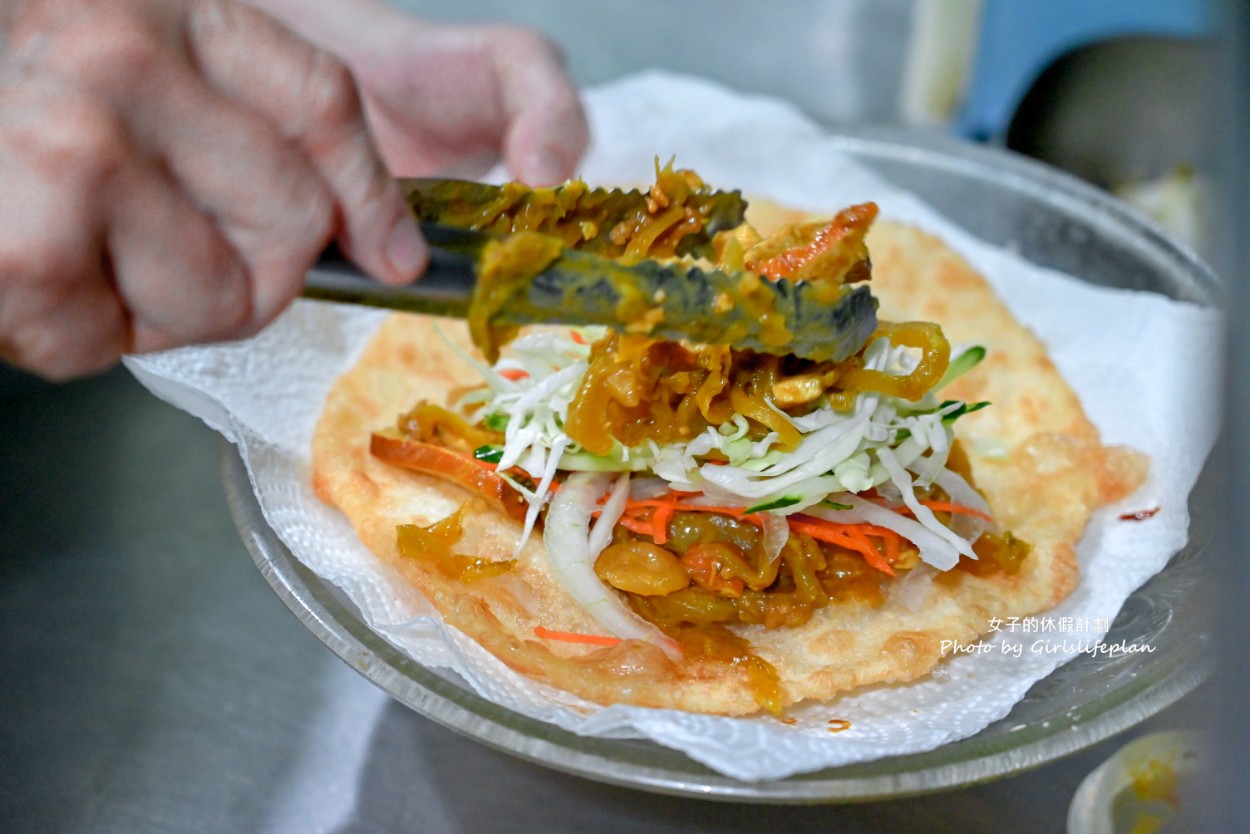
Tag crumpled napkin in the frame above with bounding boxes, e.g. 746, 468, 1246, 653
126, 71, 1220, 781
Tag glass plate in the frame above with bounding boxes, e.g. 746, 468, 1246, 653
223, 130, 1217, 803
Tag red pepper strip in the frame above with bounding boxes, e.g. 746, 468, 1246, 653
533, 625, 622, 647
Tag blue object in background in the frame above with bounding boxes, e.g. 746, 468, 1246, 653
956, 0, 1216, 142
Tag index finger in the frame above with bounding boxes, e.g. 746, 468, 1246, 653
186, 1, 426, 284
485, 27, 589, 185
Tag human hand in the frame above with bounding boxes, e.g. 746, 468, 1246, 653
351, 20, 589, 184
0, 0, 426, 379
252, 0, 588, 183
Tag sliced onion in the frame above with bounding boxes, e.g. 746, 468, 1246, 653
627, 476, 671, 501
759, 511, 790, 563
588, 472, 630, 555
892, 564, 937, 611
933, 468, 993, 542
543, 472, 682, 660
873, 479, 904, 506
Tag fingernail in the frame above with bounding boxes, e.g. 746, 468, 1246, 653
524, 147, 567, 185
386, 216, 427, 279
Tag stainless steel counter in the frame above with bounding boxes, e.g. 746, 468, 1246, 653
0, 360, 1209, 833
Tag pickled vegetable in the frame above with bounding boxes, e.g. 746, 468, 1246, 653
397, 401, 502, 454
397, 502, 516, 582
743, 202, 877, 284
406, 159, 746, 260
837, 321, 951, 401
564, 322, 950, 455
370, 433, 528, 522
595, 540, 691, 596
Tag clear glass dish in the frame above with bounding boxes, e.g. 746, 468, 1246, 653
223, 130, 1217, 802
1067, 731, 1205, 833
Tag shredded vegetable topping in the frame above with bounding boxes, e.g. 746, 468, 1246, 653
372, 177, 1030, 712
460, 325, 988, 555
375, 320, 1030, 711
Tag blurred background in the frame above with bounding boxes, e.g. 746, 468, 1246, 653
392, 0, 1221, 259
2, 0, 1246, 831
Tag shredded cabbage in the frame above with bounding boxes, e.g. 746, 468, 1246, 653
471, 331, 989, 572
544, 472, 682, 657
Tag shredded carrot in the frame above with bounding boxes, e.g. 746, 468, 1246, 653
879, 525, 901, 564
917, 500, 993, 522
499, 368, 530, 381
613, 508, 648, 529
589, 489, 959, 577
846, 527, 896, 576
649, 494, 679, 544
614, 515, 655, 536
569, 329, 587, 345
787, 517, 896, 575
533, 625, 622, 647
622, 498, 760, 518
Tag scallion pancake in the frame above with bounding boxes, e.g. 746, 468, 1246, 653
311, 208, 1146, 715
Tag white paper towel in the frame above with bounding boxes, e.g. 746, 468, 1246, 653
126, 72, 1220, 781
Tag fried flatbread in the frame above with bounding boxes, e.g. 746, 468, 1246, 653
311, 207, 1147, 715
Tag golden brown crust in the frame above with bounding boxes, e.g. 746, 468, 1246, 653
311, 205, 1147, 715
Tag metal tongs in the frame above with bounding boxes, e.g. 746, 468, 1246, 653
304, 178, 878, 363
